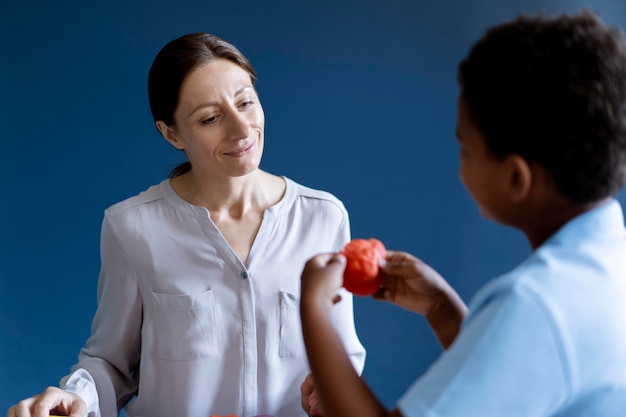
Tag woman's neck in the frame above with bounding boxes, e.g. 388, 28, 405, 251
170, 169, 284, 215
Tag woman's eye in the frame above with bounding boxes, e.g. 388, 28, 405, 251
239, 100, 254, 109
201, 116, 218, 125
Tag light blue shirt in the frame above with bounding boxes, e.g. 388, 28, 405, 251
398, 200, 626, 416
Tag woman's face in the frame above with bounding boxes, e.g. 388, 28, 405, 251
163, 58, 265, 179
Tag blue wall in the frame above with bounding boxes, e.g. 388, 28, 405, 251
2, 0, 626, 412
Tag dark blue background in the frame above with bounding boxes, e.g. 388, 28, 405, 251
2, 0, 626, 412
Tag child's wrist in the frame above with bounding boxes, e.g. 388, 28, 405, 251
425, 288, 468, 349
300, 292, 334, 316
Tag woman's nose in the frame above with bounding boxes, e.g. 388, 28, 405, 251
227, 110, 250, 139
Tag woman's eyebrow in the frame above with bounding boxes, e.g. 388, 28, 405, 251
187, 85, 255, 118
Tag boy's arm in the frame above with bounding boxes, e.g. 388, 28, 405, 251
300, 254, 403, 417
423, 289, 468, 349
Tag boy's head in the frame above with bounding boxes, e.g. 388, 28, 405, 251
458, 10, 626, 204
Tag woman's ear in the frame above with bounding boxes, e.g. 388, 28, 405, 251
505, 154, 532, 203
156, 121, 184, 150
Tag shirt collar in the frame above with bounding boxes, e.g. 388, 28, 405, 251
543, 199, 626, 247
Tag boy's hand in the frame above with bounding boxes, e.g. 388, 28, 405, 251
374, 250, 450, 315
300, 253, 346, 309
374, 250, 468, 348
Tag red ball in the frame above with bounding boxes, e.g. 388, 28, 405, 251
341, 238, 386, 296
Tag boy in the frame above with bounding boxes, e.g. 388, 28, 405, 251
300, 10, 626, 417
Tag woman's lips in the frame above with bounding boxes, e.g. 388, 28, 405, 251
225, 141, 255, 157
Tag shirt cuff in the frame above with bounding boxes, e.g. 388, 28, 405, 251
61, 368, 101, 417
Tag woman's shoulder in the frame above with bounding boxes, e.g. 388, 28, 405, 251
281, 176, 347, 214
105, 179, 169, 218
284, 176, 344, 205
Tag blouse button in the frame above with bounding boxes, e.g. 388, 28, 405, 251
241, 271, 248, 279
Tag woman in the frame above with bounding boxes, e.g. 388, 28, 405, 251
8, 33, 365, 417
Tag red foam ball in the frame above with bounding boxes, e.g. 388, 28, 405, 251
341, 238, 386, 296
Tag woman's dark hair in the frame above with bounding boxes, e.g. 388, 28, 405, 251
148, 33, 257, 178
458, 10, 626, 203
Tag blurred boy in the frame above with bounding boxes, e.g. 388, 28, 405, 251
300, 10, 626, 417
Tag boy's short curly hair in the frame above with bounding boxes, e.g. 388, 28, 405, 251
458, 10, 626, 204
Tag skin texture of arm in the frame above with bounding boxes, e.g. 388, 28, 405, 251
300, 254, 403, 417
300, 251, 468, 417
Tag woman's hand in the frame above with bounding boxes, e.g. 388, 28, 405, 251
300, 373, 324, 416
7, 387, 87, 417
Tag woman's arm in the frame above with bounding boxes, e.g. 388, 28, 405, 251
64, 213, 142, 416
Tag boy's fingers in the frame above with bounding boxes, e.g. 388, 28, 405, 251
327, 253, 346, 265
307, 253, 345, 269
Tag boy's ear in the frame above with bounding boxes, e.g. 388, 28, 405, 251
505, 155, 532, 203
156, 120, 185, 150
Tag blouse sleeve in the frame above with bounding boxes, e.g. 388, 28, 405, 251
62, 211, 142, 416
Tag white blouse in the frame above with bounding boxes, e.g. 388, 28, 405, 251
61, 177, 365, 417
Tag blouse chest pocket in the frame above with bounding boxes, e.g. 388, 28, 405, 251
151, 289, 219, 360
279, 291, 306, 357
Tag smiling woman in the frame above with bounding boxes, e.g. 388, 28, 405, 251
7, 33, 365, 417
158, 59, 267, 205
